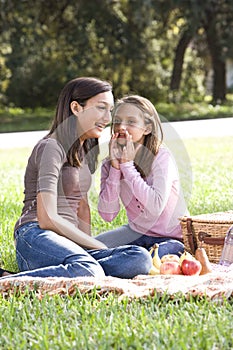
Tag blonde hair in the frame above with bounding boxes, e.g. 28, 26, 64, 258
112, 95, 163, 178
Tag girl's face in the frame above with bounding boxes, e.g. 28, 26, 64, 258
73, 91, 114, 141
112, 103, 151, 145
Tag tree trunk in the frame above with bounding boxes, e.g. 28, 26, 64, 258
204, 8, 226, 104
169, 29, 193, 101
205, 33, 226, 104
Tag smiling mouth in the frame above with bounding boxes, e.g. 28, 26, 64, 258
95, 123, 107, 130
117, 133, 126, 138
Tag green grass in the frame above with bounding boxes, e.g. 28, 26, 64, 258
0, 137, 233, 349
0, 293, 232, 349
184, 137, 233, 214
157, 98, 233, 122
0, 97, 233, 132
0, 107, 54, 133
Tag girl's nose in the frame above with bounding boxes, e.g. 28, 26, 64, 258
118, 122, 127, 130
103, 110, 111, 123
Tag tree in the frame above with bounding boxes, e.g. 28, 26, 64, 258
1, 0, 233, 107
170, 28, 193, 101
202, 0, 233, 104
168, 0, 233, 104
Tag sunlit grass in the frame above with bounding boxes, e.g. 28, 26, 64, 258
0, 290, 232, 349
0, 138, 233, 349
1, 138, 233, 268
158, 96, 233, 122
1, 99, 233, 133
184, 137, 233, 214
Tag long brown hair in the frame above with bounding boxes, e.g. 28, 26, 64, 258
112, 95, 163, 178
47, 77, 112, 173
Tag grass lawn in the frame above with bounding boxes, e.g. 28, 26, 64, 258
0, 97, 233, 133
0, 137, 233, 349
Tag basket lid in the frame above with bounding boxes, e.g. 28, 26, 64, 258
179, 211, 233, 224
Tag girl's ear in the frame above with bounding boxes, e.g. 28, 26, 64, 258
70, 101, 81, 116
144, 123, 152, 135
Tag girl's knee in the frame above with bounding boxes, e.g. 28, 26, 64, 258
128, 245, 153, 275
64, 251, 106, 278
158, 239, 184, 258
69, 261, 106, 278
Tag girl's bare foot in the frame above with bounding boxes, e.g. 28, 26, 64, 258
0, 268, 14, 277
2, 271, 12, 277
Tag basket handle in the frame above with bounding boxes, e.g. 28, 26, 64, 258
198, 231, 225, 245
186, 218, 197, 254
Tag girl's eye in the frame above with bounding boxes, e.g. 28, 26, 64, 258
113, 119, 136, 125
97, 106, 107, 111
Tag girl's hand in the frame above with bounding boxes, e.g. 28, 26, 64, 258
120, 131, 141, 163
109, 133, 121, 169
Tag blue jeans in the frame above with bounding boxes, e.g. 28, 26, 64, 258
96, 224, 184, 258
10, 222, 152, 279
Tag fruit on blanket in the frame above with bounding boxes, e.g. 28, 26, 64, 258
149, 244, 161, 270
149, 266, 160, 275
149, 244, 155, 255
161, 254, 180, 264
179, 251, 195, 265
195, 247, 212, 275
160, 261, 182, 275
181, 258, 202, 276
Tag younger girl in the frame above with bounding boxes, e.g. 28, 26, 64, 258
0, 79, 152, 279
96, 95, 188, 257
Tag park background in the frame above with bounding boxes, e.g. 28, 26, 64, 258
1, 1, 233, 349
0, 0, 233, 132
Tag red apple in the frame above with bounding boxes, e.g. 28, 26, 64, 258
181, 259, 202, 276
160, 261, 182, 275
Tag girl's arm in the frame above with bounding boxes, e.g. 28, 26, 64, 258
77, 195, 91, 236
98, 160, 121, 221
120, 148, 179, 219
36, 140, 107, 249
37, 192, 107, 249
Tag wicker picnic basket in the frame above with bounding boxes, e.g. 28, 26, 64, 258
179, 211, 233, 263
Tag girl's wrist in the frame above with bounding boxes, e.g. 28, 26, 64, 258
110, 160, 120, 169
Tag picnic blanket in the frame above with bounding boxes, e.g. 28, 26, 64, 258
0, 264, 233, 301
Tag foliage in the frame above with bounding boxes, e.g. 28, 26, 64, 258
162, 0, 233, 103
1, 0, 233, 108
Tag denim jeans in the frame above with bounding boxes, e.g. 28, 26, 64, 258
10, 222, 152, 279
96, 224, 184, 258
